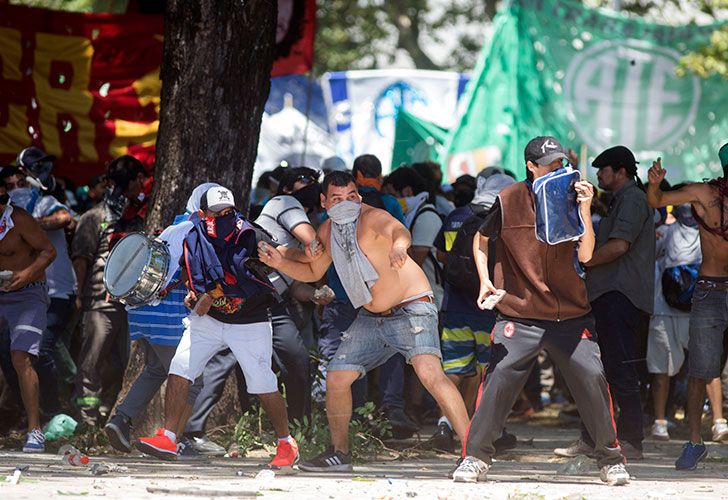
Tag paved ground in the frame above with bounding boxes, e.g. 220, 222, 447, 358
1, 418, 728, 499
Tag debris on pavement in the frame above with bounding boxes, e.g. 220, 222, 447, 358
89, 462, 129, 475
146, 486, 259, 497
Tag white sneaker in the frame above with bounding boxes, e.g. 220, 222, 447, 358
712, 419, 728, 442
22, 428, 45, 453
452, 455, 490, 483
600, 463, 630, 486
651, 419, 670, 441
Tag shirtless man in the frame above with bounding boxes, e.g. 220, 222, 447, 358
258, 170, 469, 472
0, 184, 56, 452
647, 143, 728, 470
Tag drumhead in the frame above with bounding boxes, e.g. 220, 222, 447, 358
105, 233, 152, 297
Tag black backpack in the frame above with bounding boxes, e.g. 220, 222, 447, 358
444, 205, 494, 296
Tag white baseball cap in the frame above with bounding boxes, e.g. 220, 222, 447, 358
201, 186, 235, 212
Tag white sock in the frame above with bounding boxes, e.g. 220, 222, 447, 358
164, 429, 177, 443
278, 435, 293, 443
438, 416, 452, 429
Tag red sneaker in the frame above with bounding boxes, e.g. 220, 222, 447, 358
269, 438, 299, 469
137, 428, 178, 461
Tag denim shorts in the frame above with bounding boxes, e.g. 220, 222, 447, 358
688, 278, 728, 379
327, 301, 441, 378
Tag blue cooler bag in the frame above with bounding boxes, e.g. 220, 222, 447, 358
532, 166, 585, 245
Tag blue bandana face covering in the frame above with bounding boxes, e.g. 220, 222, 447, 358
8, 187, 38, 212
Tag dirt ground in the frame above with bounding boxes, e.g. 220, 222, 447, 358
1, 417, 727, 500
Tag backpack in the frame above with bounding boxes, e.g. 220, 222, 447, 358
444, 205, 494, 296
661, 264, 700, 311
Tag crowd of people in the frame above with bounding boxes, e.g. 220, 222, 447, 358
1, 137, 728, 485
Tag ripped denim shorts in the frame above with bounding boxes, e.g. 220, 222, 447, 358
327, 301, 441, 378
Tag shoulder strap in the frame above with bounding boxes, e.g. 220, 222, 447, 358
410, 205, 439, 234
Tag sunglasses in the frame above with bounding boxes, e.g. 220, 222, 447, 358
296, 175, 317, 185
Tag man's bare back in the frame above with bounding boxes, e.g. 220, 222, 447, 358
648, 158, 728, 277
0, 206, 55, 290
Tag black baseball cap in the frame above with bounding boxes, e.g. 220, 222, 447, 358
524, 136, 568, 165
16, 146, 55, 169
592, 145, 639, 171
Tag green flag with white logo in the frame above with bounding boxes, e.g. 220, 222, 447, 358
391, 110, 448, 170
442, 0, 727, 183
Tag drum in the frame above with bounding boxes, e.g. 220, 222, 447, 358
104, 232, 170, 306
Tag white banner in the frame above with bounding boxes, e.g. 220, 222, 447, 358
322, 69, 469, 172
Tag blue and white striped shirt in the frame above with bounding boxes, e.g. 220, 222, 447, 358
128, 277, 188, 346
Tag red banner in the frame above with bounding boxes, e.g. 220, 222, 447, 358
273, 0, 316, 78
0, 2, 315, 185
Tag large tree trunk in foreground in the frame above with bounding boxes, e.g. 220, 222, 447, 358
148, 0, 277, 227
112, 0, 277, 436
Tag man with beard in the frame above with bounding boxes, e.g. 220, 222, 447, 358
557, 146, 654, 461
259, 170, 469, 472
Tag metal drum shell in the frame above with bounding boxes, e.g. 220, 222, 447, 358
103, 232, 171, 307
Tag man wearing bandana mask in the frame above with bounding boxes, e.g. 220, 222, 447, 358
0, 179, 57, 453
177, 173, 323, 454
137, 186, 300, 470
1, 163, 76, 421
255, 166, 330, 340
71, 155, 147, 425
259, 171, 469, 473
106, 155, 151, 248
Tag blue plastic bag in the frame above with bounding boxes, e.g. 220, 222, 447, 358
533, 167, 585, 245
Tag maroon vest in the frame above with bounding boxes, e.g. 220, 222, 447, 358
493, 182, 590, 321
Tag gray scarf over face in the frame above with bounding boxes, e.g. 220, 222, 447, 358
328, 201, 379, 308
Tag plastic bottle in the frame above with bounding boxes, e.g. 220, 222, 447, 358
60, 445, 89, 466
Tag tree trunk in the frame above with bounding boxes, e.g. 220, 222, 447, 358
148, 0, 277, 229
111, 0, 277, 437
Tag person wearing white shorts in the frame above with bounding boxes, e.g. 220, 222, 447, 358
169, 314, 277, 395
647, 206, 706, 442
136, 186, 300, 469
647, 316, 690, 379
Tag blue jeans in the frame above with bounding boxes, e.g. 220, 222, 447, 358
688, 278, 728, 379
318, 300, 367, 409
328, 301, 441, 375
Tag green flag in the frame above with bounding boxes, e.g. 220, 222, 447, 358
391, 110, 448, 170
442, 0, 728, 183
